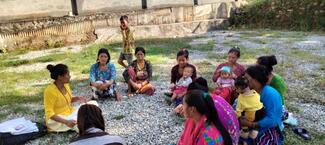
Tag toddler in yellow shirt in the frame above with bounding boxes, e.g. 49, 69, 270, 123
235, 76, 264, 144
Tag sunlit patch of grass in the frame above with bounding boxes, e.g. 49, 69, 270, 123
207, 52, 227, 62
191, 40, 215, 51
0, 59, 30, 67
250, 38, 268, 44
0, 53, 71, 68
288, 49, 324, 63
222, 39, 241, 46
12, 106, 32, 114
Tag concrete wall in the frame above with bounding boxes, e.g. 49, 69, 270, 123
78, 0, 142, 14
0, 0, 71, 21
0, 0, 247, 21
0, 1, 248, 50
198, 0, 235, 5
147, 0, 193, 9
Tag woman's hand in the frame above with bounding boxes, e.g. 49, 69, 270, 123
232, 72, 237, 79
72, 96, 87, 103
99, 81, 113, 90
64, 120, 77, 128
239, 116, 254, 128
212, 70, 221, 82
170, 83, 175, 89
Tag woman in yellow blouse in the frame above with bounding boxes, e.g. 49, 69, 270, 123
44, 64, 86, 132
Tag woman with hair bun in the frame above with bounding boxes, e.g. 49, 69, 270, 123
44, 64, 87, 132
241, 65, 284, 145
257, 55, 288, 121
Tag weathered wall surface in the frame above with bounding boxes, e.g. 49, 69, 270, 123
0, 0, 247, 22
0, 0, 247, 51
78, 0, 142, 14
147, 0, 193, 9
0, 0, 71, 21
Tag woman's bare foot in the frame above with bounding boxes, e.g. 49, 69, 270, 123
127, 89, 134, 97
115, 92, 122, 101
127, 93, 134, 97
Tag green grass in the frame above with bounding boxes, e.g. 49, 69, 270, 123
0, 53, 71, 68
284, 127, 325, 145
231, 0, 325, 31
191, 40, 215, 51
288, 49, 325, 63
222, 39, 241, 46
0, 37, 195, 112
112, 115, 125, 120
0, 112, 8, 120
0, 33, 324, 144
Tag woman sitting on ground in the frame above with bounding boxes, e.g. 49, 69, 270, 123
176, 77, 240, 145
168, 49, 197, 94
240, 65, 284, 144
212, 46, 245, 104
123, 47, 155, 96
44, 64, 86, 132
178, 90, 233, 145
70, 104, 126, 145
89, 48, 122, 101
257, 55, 288, 121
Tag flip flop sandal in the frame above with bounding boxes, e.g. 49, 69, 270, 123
293, 127, 311, 140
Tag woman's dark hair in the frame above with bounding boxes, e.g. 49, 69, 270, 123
228, 46, 240, 58
77, 104, 105, 136
246, 65, 269, 86
46, 64, 68, 80
120, 15, 128, 21
185, 90, 232, 145
188, 77, 209, 92
234, 75, 248, 89
257, 55, 277, 73
135, 47, 145, 55
97, 48, 110, 63
176, 48, 189, 59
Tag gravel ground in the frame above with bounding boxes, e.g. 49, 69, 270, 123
2, 30, 324, 144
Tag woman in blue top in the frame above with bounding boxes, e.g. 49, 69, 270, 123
89, 48, 122, 101
240, 65, 284, 145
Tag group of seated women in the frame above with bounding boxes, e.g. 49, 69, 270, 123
43, 46, 287, 145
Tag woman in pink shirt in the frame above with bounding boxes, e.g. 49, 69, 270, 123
212, 47, 245, 104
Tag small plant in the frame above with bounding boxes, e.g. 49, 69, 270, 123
112, 115, 125, 120
81, 68, 90, 74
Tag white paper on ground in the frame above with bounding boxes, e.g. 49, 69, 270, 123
0, 117, 38, 135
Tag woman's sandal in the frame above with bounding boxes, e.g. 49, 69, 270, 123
292, 127, 311, 140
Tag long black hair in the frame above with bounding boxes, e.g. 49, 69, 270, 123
187, 77, 209, 92
185, 90, 232, 145
135, 47, 146, 55
257, 55, 277, 74
228, 46, 240, 58
246, 65, 269, 86
77, 104, 105, 136
96, 48, 111, 64
46, 64, 68, 80
176, 48, 189, 59
235, 75, 248, 89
